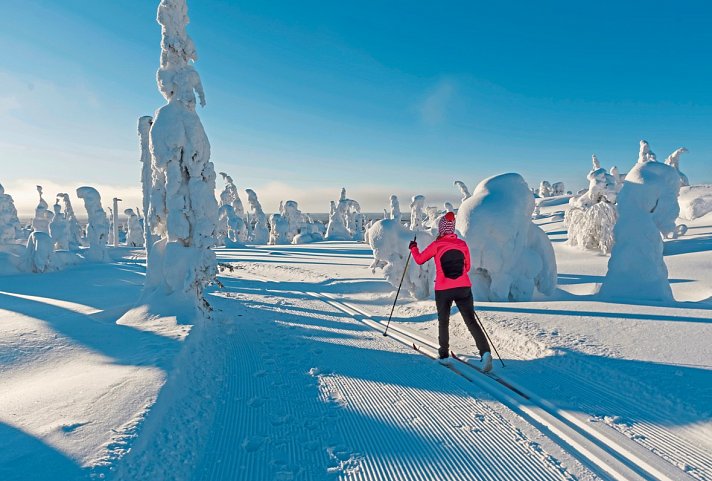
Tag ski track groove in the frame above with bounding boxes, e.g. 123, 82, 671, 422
208, 275, 573, 481
315, 291, 700, 481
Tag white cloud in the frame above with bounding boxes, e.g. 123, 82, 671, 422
419, 79, 456, 126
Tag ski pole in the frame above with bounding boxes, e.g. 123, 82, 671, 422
384, 235, 416, 337
473, 309, 505, 368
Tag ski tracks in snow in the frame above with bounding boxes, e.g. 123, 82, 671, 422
195, 279, 586, 481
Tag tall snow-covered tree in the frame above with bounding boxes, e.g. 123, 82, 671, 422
142, 0, 218, 314
138, 115, 154, 251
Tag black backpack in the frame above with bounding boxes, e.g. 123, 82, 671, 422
440, 249, 465, 279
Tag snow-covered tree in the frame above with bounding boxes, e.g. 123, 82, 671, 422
551, 182, 565, 196
454, 180, 471, 203
138, 115, 155, 251
367, 217, 435, 299
409, 195, 427, 231
281, 200, 307, 243
665, 147, 689, 187
216, 173, 247, 245
268, 213, 289, 245
538, 181, 552, 197
48, 202, 69, 250
444, 202, 455, 213
0, 183, 22, 244
142, 0, 218, 314
565, 154, 619, 253
124, 208, 144, 247
57, 193, 83, 249
23, 232, 54, 273
458, 173, 557, 301
217, 204, 243, 246
76, 186, 110, 261
599, 156, 681, 302
326, 188, 362, 241
245, 188, 269, 244
32, 186, 53, 234
638, 139, 656, 163
389, 194, 401, 221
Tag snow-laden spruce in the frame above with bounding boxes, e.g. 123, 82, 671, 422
565, 154, 619, 254
458, 173, 557, 301
367, 216, 435, 299
409, 195, 427, 231
124, 208, 144, 247
57, 193, 83, 249
32, 186, 54, 234
454, 180, 471, 203
48, 202, 70, 250
664, 147, 689, 187
389, 194, 401, 221
599, 155, 682, 302
268, 213, 290, 245
0, 182, 22, 244
139, 0, 218, 315
326, 188, 363, 241
217, 172, 247, 244
76, 186, 110, 261
246, 188, 269, 244
138, 115, 155, 251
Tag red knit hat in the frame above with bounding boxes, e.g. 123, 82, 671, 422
438, 212, 456, 236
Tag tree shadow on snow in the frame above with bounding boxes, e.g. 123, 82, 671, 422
0, 423, 85, 481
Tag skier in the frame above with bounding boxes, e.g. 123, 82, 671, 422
409, 211, 493, 372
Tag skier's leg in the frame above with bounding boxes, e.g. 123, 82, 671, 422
435, 289, 454, 358
454, 287, 490, 356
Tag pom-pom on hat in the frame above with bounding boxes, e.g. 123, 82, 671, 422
438, 212, 456, 236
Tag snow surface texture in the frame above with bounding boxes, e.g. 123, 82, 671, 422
565, 154, 619, 254
76, 186, 110, 262
138, 115, 155, 252
123, 209, 144, 247
367, 217, 435, 299
679, 185, 712, 220
458, 173, 557, 301
599, 158, 681, 302
326, 188, 363, 241
245, 188, 269, 244
0, 183, 22, 244
141, 0, 218, 315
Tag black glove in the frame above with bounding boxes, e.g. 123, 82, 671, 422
409, 240, 417, 250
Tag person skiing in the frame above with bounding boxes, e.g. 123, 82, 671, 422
409, 211, 493, 372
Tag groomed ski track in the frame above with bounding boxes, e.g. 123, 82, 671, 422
192, 280, 583, 481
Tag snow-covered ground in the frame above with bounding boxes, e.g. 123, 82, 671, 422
1, 206, 711, 480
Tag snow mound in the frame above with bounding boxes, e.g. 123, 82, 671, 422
678, 185, 712, 221
599, 160, 681, 302
458, 173, 557, 301
367, 218, 435, 299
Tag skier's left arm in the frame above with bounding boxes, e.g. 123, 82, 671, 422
410, 240, 436, 265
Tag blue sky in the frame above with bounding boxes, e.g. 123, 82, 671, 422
2, 0, 711, 214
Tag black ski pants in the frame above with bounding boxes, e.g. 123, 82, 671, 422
435, 286, 490, 358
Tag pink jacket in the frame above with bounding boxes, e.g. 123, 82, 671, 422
410, 234, 472, 291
